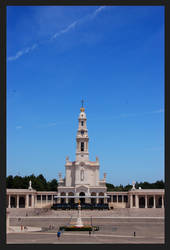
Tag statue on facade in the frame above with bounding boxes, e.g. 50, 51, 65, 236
28, 180, 32, 190
58, 172, 62, 179
132, 181, 136, 190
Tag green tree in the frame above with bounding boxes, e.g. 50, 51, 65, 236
123, 184, 132, 191
6, 175, 14, 188
13, 176, 23, 188
47, 179, 58, 191
106, 183, 115, 191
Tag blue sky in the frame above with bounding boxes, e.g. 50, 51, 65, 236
7, 6, 164, 185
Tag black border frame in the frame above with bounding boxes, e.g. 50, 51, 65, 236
0, 0, 169, 249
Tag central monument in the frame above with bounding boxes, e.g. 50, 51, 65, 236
75, 200, 84, 227
57, 101, 107, 204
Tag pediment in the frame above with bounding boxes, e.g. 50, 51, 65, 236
76, 185, 88, 192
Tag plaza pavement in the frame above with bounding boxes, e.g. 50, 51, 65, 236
6, 208, 164, 244
7, 212, 164, 244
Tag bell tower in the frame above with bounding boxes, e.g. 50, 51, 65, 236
76, 100, 89, 162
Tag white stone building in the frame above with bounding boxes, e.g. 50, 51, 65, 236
6, 103, 165, 209
57, 103, 108, 204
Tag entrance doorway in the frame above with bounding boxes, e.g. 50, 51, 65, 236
91, 192, 96, 204
19, 196, 25, 208
68, 192, 74, 204
139, 197, 145, 208
11, 196, 16, 208
99, 192, 104, 204
79, 192, 85, 204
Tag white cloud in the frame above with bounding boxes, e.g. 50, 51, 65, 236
51, 6, 107, 40
8, 6, 108, 61
93, 6, 106, 16
119, 108, 164, 118
120, 113, 137, 118
150, 109, 164, 114
145, 146, 163, 151
36, 122, 58, 128
16, 126, 22, 129
47, 122, 57, 127
8, 43, 38, 61
51, 20, 78, 40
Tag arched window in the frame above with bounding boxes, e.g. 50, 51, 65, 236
80, 169, 84, 181
81, 121, 84, 126
81, 142, 84, 151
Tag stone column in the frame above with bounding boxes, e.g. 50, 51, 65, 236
111, 195, 113, 202
130, 195, 133, 208
57, 193, 61, 204
104, 195, 107, 203
153, 195, 156, 208
162, 195, 164, 208
17, 195, 19, 208
32, 195, 34, 208
6, 211, 10, 233
8, 195, 11, 208
40, 195, 43, 207
29, 195, 32, 207
96, 193, 99, 204
145, 195, 148, 208
135, 195, 139, 208
66, 192, 68, 204
34, 195, 36, 208
25, 195, 28, 208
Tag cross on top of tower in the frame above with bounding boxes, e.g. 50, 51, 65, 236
80, 99, 85, 112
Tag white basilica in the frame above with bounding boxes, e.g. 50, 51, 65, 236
57, 102, 108, 204
6, 103, 164, 210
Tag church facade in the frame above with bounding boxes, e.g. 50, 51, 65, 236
6, 104, 164, 209
57, 103, 108, 204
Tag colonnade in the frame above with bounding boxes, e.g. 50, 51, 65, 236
56, 192, 108, 204
7, 194, 35, 208
129, 194, 164, 208
7, 192, 165, 208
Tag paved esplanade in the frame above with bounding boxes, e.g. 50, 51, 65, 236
7, 216, 164, 244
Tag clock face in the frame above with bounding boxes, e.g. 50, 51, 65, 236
81, 130, 84, 135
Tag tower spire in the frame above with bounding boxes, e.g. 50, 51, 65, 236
80, 99, 85, 112
76, 102, 89, 162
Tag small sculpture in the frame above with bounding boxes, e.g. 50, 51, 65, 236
28, 180, 32, 190
132, 181, 136, 190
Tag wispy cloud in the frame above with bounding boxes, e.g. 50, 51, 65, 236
16, 125, 23, 129
51, 20, 78, 40
47, 122, 57, 127
149, 109, 164, 114
36, 122, 57, 128
145, 146, 163, 151
8, 44, 37, 61
93, 6, 106, 16
119, 113, 137, 118
51, 6, 107, 40
120, 108, 164, 118
8, 6, 107, 61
